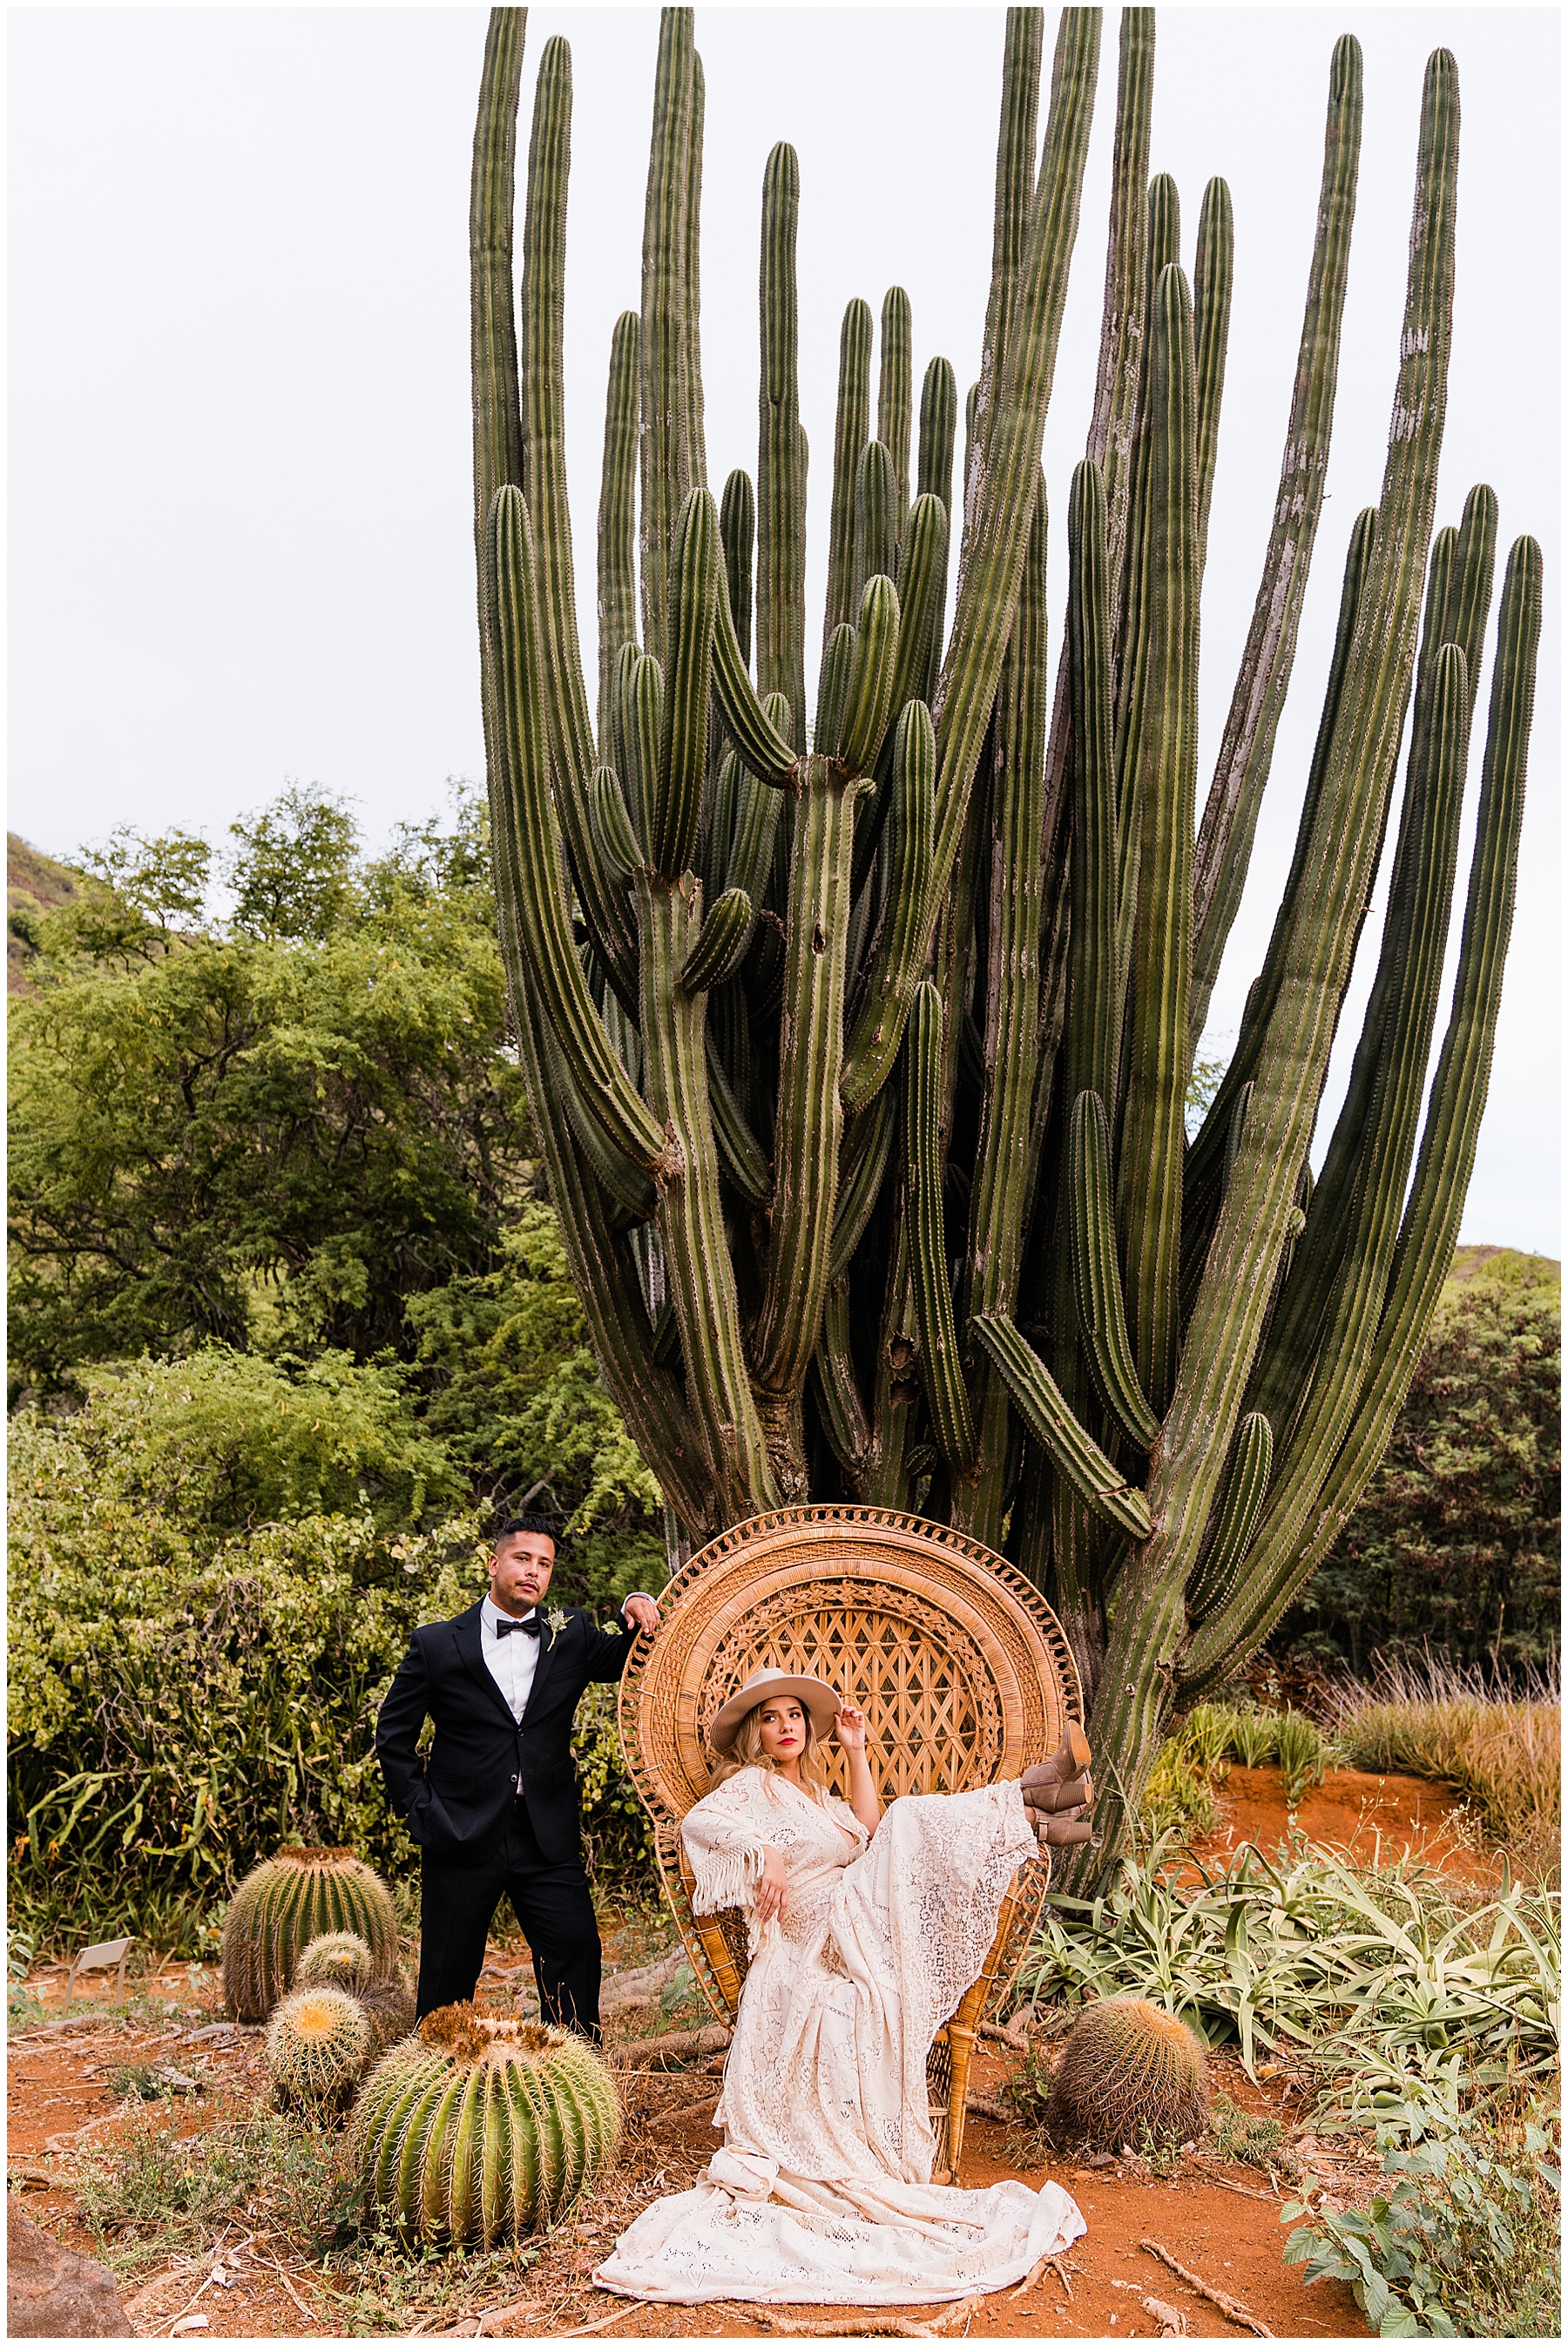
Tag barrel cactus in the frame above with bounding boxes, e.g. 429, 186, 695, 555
296, 1929, 416, 2051
221, 1848, 399, 2022
1048, 1997, 1209, 2149
265, 1986, 374, 2119
352, 2005, 624, 2246
469, 10, 1541, 1885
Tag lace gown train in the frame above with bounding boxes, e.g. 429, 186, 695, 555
594, 1770, 1085, 2305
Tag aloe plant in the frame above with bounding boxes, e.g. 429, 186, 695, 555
470, 9, 1541, 1882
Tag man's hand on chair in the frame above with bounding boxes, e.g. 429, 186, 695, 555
624, 1594, 660, 1637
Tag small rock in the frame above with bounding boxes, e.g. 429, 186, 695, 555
7, 2201, 131, 2337
171, 2321, 210, 2336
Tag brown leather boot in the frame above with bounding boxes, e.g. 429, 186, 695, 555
1021, 1722, 1092, 1811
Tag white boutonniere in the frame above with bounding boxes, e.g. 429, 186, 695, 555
544, 1605, 570, 1649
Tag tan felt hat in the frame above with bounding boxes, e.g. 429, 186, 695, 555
706, 1666, 843, 1754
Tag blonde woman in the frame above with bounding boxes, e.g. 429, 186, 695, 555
596, 1669, 1092, 2308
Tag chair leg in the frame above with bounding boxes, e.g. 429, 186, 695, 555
945, 2022, 975, 2183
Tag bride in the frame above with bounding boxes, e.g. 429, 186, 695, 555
595, 1666, 1094, 2307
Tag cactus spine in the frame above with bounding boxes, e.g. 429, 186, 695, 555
353, 2007, 623, 2246
470, 9, 1540, 1885
221, 1850, 398, 2024
1048, 1997, 1209, 2150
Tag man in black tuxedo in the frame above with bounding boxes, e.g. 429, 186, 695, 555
375, 1514, 659, 2036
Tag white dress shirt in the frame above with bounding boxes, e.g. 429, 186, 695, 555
480, 1595, 544, 1722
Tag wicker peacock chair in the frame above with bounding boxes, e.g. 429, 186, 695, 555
617, 1504, 1084, 2181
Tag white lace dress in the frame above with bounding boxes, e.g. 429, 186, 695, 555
593, 1769, 1085, 2305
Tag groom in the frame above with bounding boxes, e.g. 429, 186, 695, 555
375, 1514, 659, 2037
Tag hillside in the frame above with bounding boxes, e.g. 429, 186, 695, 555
8, 831, 87, 990
1447, 1244, 1560, 1293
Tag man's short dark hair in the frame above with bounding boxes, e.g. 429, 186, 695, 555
493, 1513, 558, 1551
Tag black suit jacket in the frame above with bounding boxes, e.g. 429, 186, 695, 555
375, 1599, 641, 1868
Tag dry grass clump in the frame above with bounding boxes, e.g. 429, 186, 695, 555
1334, 1655, 1560, 1870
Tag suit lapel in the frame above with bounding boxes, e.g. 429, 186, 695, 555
452, 1602, 521, 1730
521, 1609, 566, 1725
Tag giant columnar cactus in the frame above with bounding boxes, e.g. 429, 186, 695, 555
470, 9, 1540, 1879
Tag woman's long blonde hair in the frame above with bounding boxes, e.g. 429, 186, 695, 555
709, 1693, 828, 1793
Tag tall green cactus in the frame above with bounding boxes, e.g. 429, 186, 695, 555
470, 9, 1540, 1881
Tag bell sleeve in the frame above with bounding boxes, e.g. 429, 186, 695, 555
680, 1773, 773, 1919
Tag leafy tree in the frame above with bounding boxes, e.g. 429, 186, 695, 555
8, 789, 533, 1393
406, 1204, 666, 1606
1281, 1254, 1560, 1675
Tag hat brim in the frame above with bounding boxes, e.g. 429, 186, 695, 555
706, 1673, 842, 1753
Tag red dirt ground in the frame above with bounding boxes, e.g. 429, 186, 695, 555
10, 1761, 1495, 2341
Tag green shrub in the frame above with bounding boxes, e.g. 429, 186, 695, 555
8, 1408, 658, 1953
1137, 1739, 1218, 1843
1274, 1708, 1330, 1804
1334, 1653, 1559, 1862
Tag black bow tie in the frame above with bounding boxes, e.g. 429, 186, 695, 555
496, 1614, 541, 1639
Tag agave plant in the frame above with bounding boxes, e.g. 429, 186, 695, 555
468, 7, 1541, 1876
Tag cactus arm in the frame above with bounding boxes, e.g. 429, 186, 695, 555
757, 142, 808, 751
853, 441, 897, 610
971, 5, 1044, 490
838, 575, 902, 777
1251, 492, 1495, 1415
639, 10, 696, 670
590, 764, 646, 885
816, 624, 857, 762
486, 486, 671, 1173
518, 37, 640, 1013
1232, 639, 1475, 1586
1180, 503, 1378, 1296
877, 287, 914, 544
1181, 531, 1539, 1695
1115, 261, 1199, 1417
825, 300, 875, 644
719, 469, 755, 668
810, 1274, 872, 1483
916, 356, 958, 686
1064, 458, 1119, 1110
929, 10, 1100, 922
1193, 176, 1233, 576
710, 577, 798, 788
966, 475, 1048, 1325
864, 1198, 918, 1511
596, 312, 640, 741
905, 983, 977, 1474
679, 887, 753, 993
1189, 35, 1363, 1045
1186, 1411, 1273, 1622
544, 1023, 656, 1223
635, 872, 780, 1517
1099, 51, 1462, 1754
685, 49, 706, 490
828, 1087, 896, 1280
651, 488, 719, 879
725, 762, 786, 904
702, 747, 739, 904
841, 700, 936, 1117
850, 492, 948, 897
1070, 1090, 1159, 1449
470, 9, 528, 570
749, 754, 859, 1392
971, 1314, 1152, 1539
703, 1033, 772, 1205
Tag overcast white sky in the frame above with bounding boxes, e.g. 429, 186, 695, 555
8, 3, 1560, 1254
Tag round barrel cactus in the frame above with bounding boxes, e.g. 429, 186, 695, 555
296, 1929, 416, 2052
266, 1986, 373, 2119
352, 2005, 624, 2246
1047, 1995, 1209, 2149
220, 1848, 398, 2022
295, 1930, 375, 1993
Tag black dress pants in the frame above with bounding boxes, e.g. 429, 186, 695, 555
416, 1799, 602, 2038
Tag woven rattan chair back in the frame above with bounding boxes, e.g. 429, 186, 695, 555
618, 1504, 1084, 2179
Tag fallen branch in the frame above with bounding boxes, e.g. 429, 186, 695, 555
520, 2303, 646, 2341
1139, 2240, 1274, 2338
643, 2090, 720, 2131
607, 2023, 731, 2069
1111, 2281, 1188, 2336
978, 2019, 1030, 2052
1186, 2158, 1280, 2203
748, 2297, 981, 2339
963, 2093, 1013, 2125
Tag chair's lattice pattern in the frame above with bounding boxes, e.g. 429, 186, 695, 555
618, 1505, 1084, 2179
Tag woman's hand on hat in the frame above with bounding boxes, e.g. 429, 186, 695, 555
755, 1847, 788, 1925
834, 1706, 867, 1752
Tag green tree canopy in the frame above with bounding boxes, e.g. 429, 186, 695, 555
8, 788, 532, 1393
